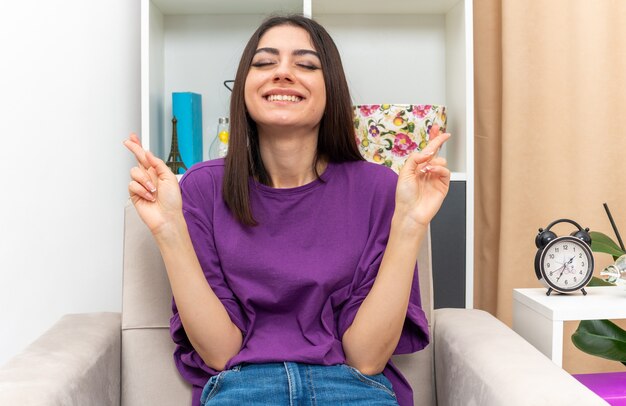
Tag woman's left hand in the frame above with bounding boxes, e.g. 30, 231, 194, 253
394, 124, 451, 228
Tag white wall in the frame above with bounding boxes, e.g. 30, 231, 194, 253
0, 0, 139, 366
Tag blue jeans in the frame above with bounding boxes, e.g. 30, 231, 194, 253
200, 362, 399, 405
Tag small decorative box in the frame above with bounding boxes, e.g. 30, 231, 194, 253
172, 92, 203, 170
353, 104, 447, 173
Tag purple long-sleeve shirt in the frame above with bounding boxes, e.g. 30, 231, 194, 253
171, 158, 429, 406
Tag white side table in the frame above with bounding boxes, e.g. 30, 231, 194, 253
512, 286, 626, 367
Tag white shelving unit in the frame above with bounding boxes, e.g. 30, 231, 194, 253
141, 0, 474, 308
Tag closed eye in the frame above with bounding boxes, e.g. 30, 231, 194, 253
251, 61, 276, 68
297, 63, 320, 71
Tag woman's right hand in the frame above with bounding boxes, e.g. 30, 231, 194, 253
123, 133, 184, 235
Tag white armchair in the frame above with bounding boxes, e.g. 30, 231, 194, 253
0, 202, 606, 405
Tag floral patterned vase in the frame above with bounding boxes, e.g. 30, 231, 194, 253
353, 104, 447, 173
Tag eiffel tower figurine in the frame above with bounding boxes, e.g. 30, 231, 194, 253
166, 117, 187, 174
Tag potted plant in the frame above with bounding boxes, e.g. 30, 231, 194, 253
571, 231, 626, 366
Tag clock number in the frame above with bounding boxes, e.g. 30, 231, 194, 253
582, 262, 585, 267
547, 263, 551, 268
555, 248, 560, 253
565, 280, 568, 285
579, 253, 583, 258
574, 277, 577, 282
564, 244, 568, 250
549, 254, 555, 259
579, 270, 583, 275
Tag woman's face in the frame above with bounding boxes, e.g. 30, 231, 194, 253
244, 25, 326, 134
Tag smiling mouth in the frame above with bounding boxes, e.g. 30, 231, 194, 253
265, 94, 303, 102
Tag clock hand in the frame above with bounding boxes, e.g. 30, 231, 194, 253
557, 257, 576, 281
565, 256, 576, 274
552, 263, 566, 280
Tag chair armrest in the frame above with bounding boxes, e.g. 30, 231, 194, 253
0, 312, 121, 406
433, 308, 607, 406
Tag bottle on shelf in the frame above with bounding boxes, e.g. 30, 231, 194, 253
209, 117, 229, 159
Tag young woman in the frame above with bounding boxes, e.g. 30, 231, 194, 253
124, 15, 450, 406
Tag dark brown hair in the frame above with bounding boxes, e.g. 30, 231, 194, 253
224, 15, 363, 226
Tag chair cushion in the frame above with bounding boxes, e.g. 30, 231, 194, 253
122, 328, 192, 406
122, 202, 172, 330
122, 202, 193, 404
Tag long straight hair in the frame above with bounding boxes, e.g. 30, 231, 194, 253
224, 15, 363, 226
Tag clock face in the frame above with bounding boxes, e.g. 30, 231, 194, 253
540, 236, 594, 292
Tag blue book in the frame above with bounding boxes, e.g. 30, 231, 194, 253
172, 92, 203, 169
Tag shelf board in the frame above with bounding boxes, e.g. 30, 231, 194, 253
151, 0, 302, 15
450, 172, 466, 182
314, 0, 463, 14
151, 0, 463, 16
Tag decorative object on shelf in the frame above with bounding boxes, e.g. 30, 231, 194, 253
172, 92, 203, 168
571, 203, 626, 369
166, 117, 187, 175
208, 117, 229, 159
353, 104, 446, 173
534, 218, 594, 296
601, 254, 626, 286
223, 80, 235, 92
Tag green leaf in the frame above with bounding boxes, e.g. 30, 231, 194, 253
590, 231, 626, 258
587, 276, 616, 287
572, 319, 626, 362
